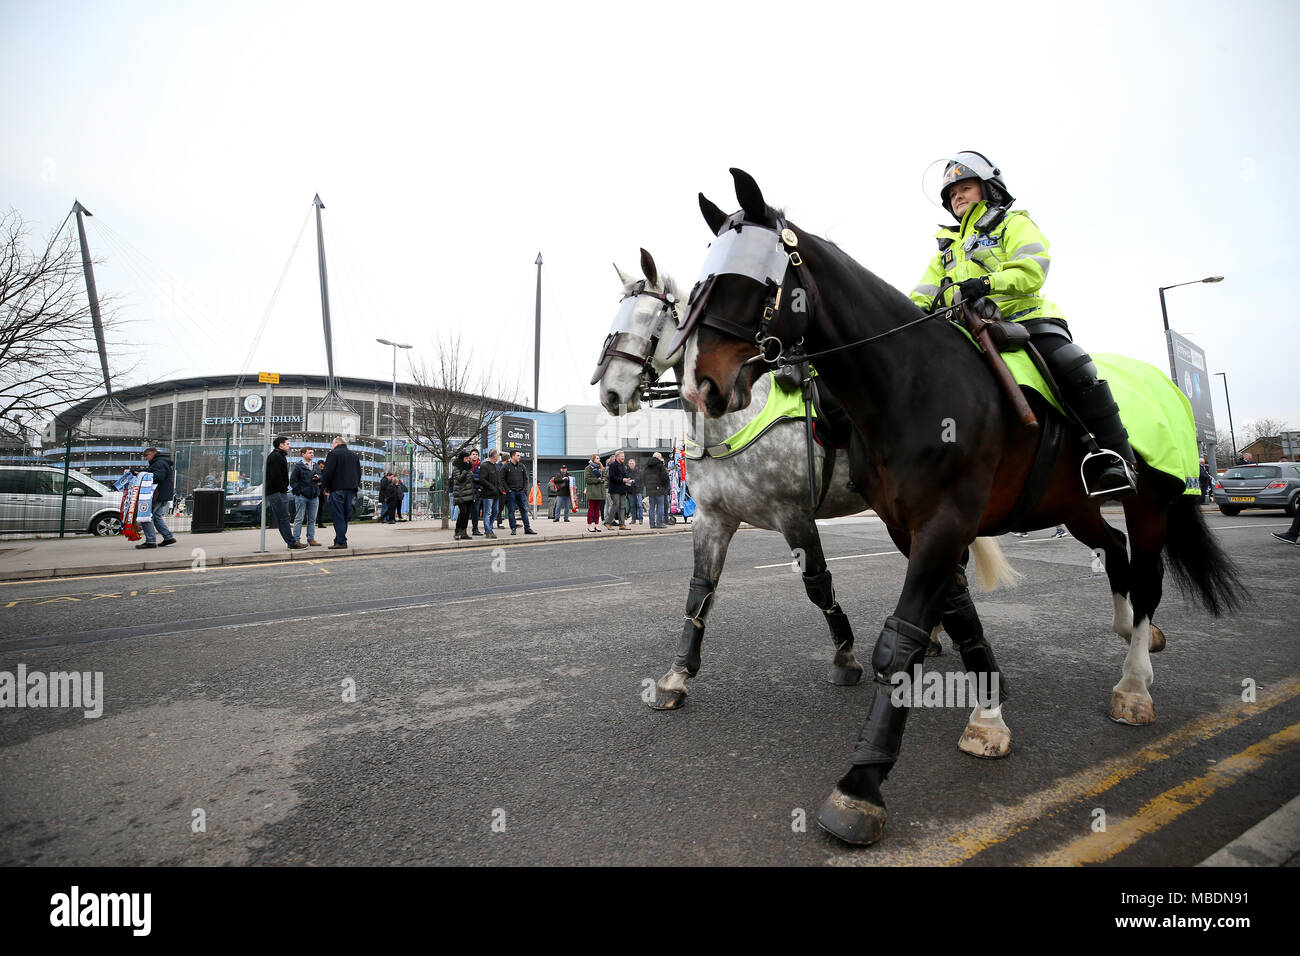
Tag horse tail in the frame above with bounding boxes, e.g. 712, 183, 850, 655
969, 537, 1021, 592
1163, 495, 1249, 615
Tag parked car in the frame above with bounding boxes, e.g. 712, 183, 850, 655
1212, 463, 1300, 516
222, 486, 376, 527
0, 465, 123, 535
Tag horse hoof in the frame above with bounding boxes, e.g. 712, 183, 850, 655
816, 786, 887, 846
925, 640, 943, 657
958, 723, 1012, 759
827, 662, 864, 686
1149, 624, 1166, 653
1108, 691, 1155, 725
649, 668, 689, 710
649, 688, 686, 710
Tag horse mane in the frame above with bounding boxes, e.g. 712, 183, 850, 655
804, 226, 926, 319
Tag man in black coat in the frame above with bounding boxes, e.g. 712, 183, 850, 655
265, 435, 304, 550
500, 450, 536, 535
549, 465, 572, 522
137, 446, 178, 549
322, 436, 362, 549
643, 452, 670, 529
477, 448, 502, 538
606, 450, 631, 529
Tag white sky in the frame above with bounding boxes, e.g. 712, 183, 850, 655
2, 0, 1296, 436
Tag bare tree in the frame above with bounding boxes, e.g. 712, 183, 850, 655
0, 208, 129, 433
403, 333, 525, 528
1242, 417, 1290, 447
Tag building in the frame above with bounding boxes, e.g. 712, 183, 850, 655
40, 373, 690, 506
41, 373, 527, 498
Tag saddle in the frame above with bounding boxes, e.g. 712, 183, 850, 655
773, 364, 854, 450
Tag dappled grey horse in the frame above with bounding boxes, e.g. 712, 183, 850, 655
594, 250, 1017, 738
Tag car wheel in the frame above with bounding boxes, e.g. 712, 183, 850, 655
1218, 505, 1241, 517
1287, 492, 1300, 518
91, 513, 122, 536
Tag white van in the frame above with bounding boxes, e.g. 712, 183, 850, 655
0, 465, 123, 535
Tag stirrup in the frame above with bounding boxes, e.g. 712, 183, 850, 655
1080, 449, 1137, 498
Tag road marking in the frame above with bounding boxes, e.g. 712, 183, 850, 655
829, 675, 1300, 867
0, 574, 627, 652
1026, 720, 1300, 866
754, 550, 899, 569
1204, 523, 1293, 531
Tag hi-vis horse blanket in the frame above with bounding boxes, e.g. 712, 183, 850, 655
997, 349, 1202, 496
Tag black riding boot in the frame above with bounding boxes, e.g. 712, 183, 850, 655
1033, 324, 1138, 499
1072, 378, 1138, 498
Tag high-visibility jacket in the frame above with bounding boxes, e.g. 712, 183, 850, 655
910, 200, 1064, 324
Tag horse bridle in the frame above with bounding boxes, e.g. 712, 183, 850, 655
665, 214, 823, 369
589, 280, 681, 395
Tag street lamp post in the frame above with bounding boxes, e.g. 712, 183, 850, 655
1158, 275, 1223, 381
1214, 371, 1237, 463
376, 338, 412, 469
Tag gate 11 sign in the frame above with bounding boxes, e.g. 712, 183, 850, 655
500, 416, 535, 459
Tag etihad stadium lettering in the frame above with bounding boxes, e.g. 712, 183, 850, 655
203, 415, 303, 425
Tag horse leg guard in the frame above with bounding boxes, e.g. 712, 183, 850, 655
943, 589, 1008, 704
804, 570, 862, 686
651, 577, 716, 711
817, 616, 930, 846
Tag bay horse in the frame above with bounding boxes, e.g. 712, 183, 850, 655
593, 248, 1020, 752
670, 169, 1247, 846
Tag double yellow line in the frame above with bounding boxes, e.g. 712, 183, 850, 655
832, 676, 1300, 866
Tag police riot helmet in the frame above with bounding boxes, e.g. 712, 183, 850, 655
938, 150, 1015, 217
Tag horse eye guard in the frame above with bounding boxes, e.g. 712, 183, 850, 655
666, 223, 789, 359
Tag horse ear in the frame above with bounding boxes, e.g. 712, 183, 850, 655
613, 262, 634, 286
730, 167, 767, 221
699, 193, 728, 235
639, 248, 659, 287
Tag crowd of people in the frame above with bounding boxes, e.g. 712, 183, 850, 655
449, 448, 540, 540
442, 447, 677, 539
581, 450, 671, 532
267, 435, 365, 550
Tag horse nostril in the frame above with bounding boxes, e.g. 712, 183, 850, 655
604, 390, 622, 414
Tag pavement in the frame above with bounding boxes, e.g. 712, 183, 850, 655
0, 513, 694, 582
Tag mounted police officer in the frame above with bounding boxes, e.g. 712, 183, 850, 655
910, 151, 1137, 498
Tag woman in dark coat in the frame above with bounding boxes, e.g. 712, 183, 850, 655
451, 452, 477, 540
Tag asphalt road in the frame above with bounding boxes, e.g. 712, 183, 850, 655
1, 511, 1297, 866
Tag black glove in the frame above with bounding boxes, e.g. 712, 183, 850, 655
958, 276, 991, 302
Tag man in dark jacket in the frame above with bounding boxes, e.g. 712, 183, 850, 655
380, 473, 400, 524
477, 448, 502, 538
500, 450, 536, 535
322, 436, 362, 549
137, 446, 178, 548
265, 436, 304, 550
549, 465, 572, 522
643, 452, 670, 529
290, 447, 323, 546
625, 457, 643, 524
606, 450, 630, 529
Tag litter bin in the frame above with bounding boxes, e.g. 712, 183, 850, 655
191, 488, 226, 533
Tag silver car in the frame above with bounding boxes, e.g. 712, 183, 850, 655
1212, 463, 1300, 517
0, 465, 124, 535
